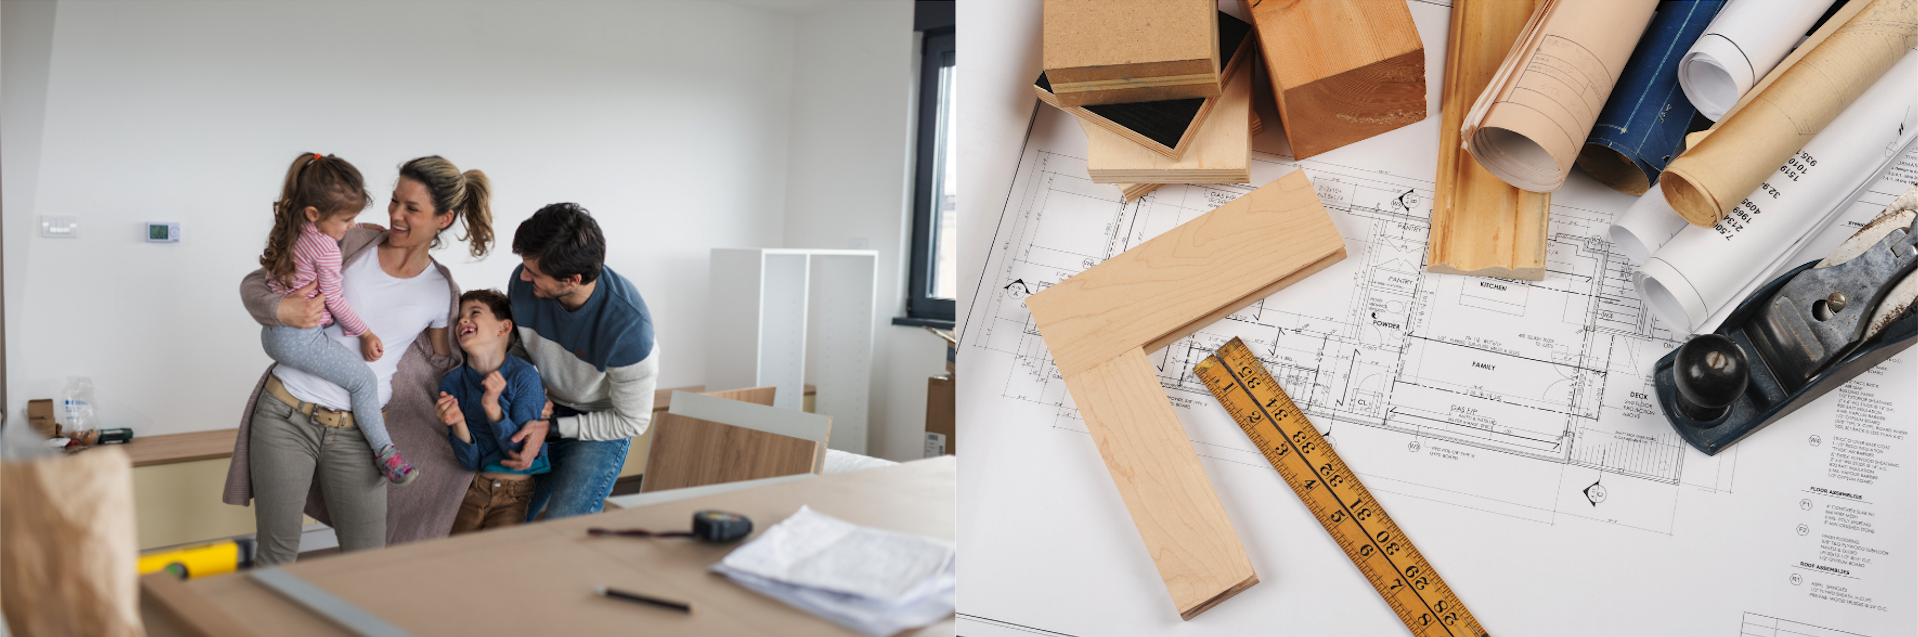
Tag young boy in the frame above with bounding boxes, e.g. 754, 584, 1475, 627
435, 289, 550, 534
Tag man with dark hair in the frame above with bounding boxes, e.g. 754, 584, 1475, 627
499, 202, 657, 520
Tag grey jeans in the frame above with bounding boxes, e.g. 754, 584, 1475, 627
248, 391, 386, 565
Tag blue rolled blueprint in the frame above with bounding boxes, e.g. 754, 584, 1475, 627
1575, 0, 1726, 195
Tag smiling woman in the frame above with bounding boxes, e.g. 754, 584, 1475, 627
224, 155, 497, 563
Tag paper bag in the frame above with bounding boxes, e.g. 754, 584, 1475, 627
2, 446, 143, 637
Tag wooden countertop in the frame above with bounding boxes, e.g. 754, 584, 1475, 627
124, 384, 815, 468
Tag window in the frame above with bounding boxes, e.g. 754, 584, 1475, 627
901, 11, 955, 327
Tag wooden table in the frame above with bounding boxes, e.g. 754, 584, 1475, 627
142, 456, 955, 637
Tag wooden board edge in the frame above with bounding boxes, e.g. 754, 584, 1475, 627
142, 573, 259, 637
1179, 573, 1260, 621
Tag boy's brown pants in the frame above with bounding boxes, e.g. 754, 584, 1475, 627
450, 474, 535, 534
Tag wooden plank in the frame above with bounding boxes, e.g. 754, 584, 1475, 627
1023, 170, 1344, 619
125, 429, 239, 468
1243, 0, 1427, 159
1425, 0, 1551, 281
641, 386, 817, 493
1035, 11, 1253, 160
639, 413, 819, 493
1043, 0, 1219, 106
1026, 170, 1346, 378
1061, 349, 1258, 619
1083, 51, 1254, 184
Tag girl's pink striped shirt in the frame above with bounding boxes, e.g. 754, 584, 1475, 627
264, 224, 370, 336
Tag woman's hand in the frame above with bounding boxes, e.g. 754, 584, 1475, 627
360, 332, 384, 362
276, 281, 325, 328
436, 392, 463, 426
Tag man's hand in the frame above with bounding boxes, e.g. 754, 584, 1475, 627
502, 419, 550, 470
543, 398, 554, 420
276, 281, 325, 328
436, 391, 463, 426
360, 332, 384, 362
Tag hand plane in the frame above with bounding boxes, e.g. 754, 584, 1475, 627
1655, 185, 1918, 455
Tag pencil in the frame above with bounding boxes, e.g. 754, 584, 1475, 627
595, 585, 694, 614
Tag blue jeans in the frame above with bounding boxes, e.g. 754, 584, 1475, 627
526, 437, 630, 521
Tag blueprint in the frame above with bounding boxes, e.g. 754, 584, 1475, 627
954, 4, 1915, 634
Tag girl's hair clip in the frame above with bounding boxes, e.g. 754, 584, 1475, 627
313, 153, 323, 161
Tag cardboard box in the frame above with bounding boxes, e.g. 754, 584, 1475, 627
925, 375, 955, 457
27, 399, 58, 437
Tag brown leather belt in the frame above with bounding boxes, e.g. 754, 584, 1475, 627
264, 375, 366, 429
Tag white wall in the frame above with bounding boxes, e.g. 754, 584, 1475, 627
3, 1, 923, 448
778, 1, 947, 461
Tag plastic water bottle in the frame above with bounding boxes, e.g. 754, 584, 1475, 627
59, 376, 95, 432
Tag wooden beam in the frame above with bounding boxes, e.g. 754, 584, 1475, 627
1425, 0, 1550, 281
1024, 169, 1346, 618
1043, 0, 1220, 106
1083, 51, 1254, 185
1242, 0, 1426, 160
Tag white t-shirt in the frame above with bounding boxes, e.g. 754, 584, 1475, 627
274, 251, 449, 411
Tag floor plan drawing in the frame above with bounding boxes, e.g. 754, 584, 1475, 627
965, 137, 1733, 535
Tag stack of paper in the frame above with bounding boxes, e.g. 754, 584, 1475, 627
712, 506, 954, 637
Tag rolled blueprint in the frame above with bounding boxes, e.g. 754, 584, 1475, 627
1462, 0, 1660, 193
1577, 0, 1726, 195
1677, 0, 1838, 121
1636, 49, 1918, 333
1609, 185, 1689, 265
1659, 0, 1918, 227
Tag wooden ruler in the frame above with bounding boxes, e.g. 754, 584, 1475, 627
1194, 337, 1489, 637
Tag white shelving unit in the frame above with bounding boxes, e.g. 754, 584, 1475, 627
706, 248, 877, 455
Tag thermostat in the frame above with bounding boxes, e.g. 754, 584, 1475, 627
146, 222, 181, 243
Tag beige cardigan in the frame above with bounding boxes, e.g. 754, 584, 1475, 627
222, 227, 475, 545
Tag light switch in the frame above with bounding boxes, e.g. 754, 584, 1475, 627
40, 215, 78, 238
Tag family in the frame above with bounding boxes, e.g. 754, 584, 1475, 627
219, 153, 660, 565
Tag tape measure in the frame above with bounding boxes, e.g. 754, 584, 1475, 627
1195, 337, 1488, 637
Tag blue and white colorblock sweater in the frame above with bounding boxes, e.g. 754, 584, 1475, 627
508, 264, 659, 441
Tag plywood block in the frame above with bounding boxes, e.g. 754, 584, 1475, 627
1043, 0, 1220, 106
1027, 170, 1346, 378
1118, 183, 1162, 202
1084, 51, 1255, 185
1113, 112, 1262, 202
1036, 11, 1254, 160
1426, 0, 1550, 280
1243, 0, 1426, 159
1023, 170, 1346, 618
1062, 349, 1259, 619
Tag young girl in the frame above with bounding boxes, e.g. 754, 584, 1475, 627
258, 152, 417, 485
